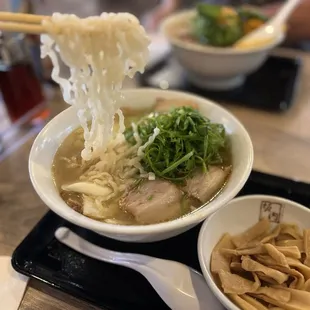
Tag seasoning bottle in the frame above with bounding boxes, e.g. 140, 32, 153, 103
0, 32, 45, 122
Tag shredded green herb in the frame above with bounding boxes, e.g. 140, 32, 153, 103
125, 107, 228, 183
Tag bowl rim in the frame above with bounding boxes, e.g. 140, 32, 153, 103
29, 88, 254, 235
161, 9, 285, 55
197, 194, 310, 310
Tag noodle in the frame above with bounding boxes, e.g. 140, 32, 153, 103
41, 12, 150, 161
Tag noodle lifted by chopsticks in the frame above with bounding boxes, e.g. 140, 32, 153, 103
41, 12, 150, 161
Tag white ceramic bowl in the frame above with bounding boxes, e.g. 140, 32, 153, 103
161, 10, 285, 90
29, 88, 253, 242
198, 195, 310, 310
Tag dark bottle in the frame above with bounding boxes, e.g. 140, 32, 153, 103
0, 32, 46, 123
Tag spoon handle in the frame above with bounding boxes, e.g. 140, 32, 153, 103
270, 0, 301, 27
55, 227, 150, 268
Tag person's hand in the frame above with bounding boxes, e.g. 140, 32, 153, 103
262, 0, 310, 42
142, 0, 180, 32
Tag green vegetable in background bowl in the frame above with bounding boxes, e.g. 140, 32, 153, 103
238, 7, 268, 35
192, 3, 268, 47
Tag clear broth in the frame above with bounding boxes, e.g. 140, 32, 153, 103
53, 108, 231, 225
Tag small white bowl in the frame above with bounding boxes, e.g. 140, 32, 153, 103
198, 195, 310, 310
29, 88, 253, 243
161, 10, 285, 90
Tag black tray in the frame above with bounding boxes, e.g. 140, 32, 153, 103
138, 55, 301, 112
12, 170, 310, 310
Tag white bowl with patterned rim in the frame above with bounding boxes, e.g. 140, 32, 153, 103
198, 194, 310, 309
29, 88, 253, 243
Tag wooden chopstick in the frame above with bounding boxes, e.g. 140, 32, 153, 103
0, 21, 44, 34
0, 12, 47, 34
0, 12, 46, 24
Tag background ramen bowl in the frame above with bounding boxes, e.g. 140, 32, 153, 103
198, 195, 310, 310
161, 10, 285, 91
29, 88, 253, 243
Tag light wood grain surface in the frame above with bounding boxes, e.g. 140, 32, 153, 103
0, 48, 310, 310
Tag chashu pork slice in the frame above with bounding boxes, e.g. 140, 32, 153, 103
120, 179, 183, 224
184, 166, 231, 203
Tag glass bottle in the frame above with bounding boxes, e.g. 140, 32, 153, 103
0, 32, 46, 123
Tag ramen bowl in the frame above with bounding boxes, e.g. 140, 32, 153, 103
161, 10, 285, 90
198, 195, 310, 309
29, 88, 253, 242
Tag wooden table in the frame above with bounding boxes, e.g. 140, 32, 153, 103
1, 48, 310, 309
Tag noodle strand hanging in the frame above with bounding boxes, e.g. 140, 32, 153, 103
41, 13, 150, 161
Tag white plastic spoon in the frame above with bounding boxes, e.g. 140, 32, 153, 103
235, 0, 301, 48
55, 227, 224, 310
